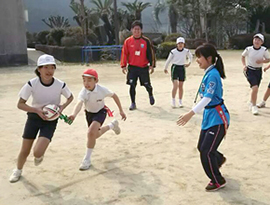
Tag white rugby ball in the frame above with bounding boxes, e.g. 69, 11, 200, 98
42, 104, 60, 121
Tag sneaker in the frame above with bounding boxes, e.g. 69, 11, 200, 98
9, 169, 22, 183
149, 96, 155, 105
179, 102, 184, 108
34, 156, 44, 166
251, 106, 258, 115
219, 157, 226, 168
205, 178, 226, 191
129, 103, 136, 111
171, 102, 177, 108
257, 101, 266, 108
79, 159, 91, 171
111, 119, 121, 135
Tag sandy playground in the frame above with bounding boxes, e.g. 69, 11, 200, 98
0, 50, 270, 205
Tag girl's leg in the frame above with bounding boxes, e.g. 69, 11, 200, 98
33, 137, 50, 158
17, 139, 35, 169
263, 87, 270, 101
251, 85, 258, 105
172, 80, 178, 99
178, 81, 184, 106
198, 125, 226, 186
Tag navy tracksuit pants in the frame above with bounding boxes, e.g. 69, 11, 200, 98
197, 124, 226, 184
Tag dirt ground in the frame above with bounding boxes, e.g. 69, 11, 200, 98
0, 50, 270, 205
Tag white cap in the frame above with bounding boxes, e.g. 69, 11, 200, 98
253, 33, 264, 42
37, 54, 56, 66
176, 37, 185, 44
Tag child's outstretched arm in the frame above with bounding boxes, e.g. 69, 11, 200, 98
59, 94, 74, 113
68, 100, 83, 121
111, 94, 127, 120
264, 64, 270, 72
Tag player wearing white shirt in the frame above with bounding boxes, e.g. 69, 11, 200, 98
69, 69, 126, 171
164, 37, 193, 108
241, 33, 270, 115
9, 54, 74, 183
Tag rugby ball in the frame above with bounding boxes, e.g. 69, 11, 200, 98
42, 104, 60, 121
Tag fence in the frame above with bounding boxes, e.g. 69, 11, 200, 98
81, 45, 123, 64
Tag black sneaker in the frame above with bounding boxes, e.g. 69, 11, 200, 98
205, 178, 226, 192
129, 103, 136, 111
149, 96, 155, 105
219, 157, 227, 168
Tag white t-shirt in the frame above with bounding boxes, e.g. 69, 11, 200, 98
164, 48, 193, 70
19, 77, 72, 108
78, 84, 114, 113
242, 46, 270, 68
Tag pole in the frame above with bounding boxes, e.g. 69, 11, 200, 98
113, 0, 120, 60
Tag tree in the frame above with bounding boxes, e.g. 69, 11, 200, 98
121, 0, 151, 21
91, 0, 115, 44
42, 15, 70, 29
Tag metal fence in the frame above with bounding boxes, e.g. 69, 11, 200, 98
81, 45, 123, 64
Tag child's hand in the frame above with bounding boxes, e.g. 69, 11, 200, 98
122, 67, 127, 74
177, 111, 195, 126
164, 69, 168, 74
243, 66, 247, 71
68, 115, 76, 121
36, 108, 48, 121
185, 63, 191, 67
264, 66, 270, 72
256, 59, 264, 64
149, 66, 154, 74
120, 111, 127, 121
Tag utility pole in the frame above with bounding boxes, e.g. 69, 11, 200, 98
113, 0, 120, 60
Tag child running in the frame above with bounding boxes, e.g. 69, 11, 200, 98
68, 69, 126, 170
164, 37, 193, 108
177, 44, 230, 191
9, 54, 74, 183
257, 64, 270, 108
241, 33, 270, 115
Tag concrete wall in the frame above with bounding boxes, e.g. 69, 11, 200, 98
0, 0, 28, 66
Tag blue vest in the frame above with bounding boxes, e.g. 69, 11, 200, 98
199, 66, 230, 130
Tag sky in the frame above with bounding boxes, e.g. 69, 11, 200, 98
23, 0, 169, 33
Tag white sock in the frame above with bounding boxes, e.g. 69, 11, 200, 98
108, 123, 114, 129
179, 99, 182, 104
84, 148, 93, 161
172, 98, 175, 104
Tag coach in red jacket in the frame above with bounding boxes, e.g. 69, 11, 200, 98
121, 20, 156, 110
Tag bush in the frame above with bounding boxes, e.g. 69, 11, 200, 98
229, 33, 270, 49
156, 41, 176, 59
50, 28, 65, 46
164, 33, 183, 42
37, 30, 50, 44
64, 27, 84, 46
26, 32, 38, 48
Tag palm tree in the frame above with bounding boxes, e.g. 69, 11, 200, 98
152, 0, 178, 33
121, 0, 151, 21
91, 0, 114, 44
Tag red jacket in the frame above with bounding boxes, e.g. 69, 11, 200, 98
121, 35, 156, 68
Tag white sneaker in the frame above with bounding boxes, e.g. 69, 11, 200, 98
111, 119, 121, 135
252, 106, 258, 115
171, 102, 176, 108
257, 101, 266, 108
179, 102, 183, 108
34, 156, 44, 166
79, 159, 91, 170
9, 169, 22, 183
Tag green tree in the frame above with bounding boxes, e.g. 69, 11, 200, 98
42, 15, 70, 29
121, 0, 151, 21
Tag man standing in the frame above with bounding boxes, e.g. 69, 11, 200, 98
121, 20, 156, 110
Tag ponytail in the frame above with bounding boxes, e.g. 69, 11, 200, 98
216, 54, 226, 79
195, 43, 226, 79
